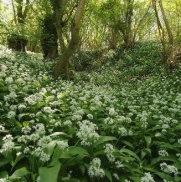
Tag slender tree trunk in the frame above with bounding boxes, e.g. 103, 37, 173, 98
158, 0, 173, 46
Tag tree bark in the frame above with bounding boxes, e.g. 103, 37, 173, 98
53, 0, 87, 80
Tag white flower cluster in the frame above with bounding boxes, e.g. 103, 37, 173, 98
56, 141, 69, 150
5, 77, 13, 84
77, 120, 99, 146
24, 93, 43, 105
109, 108, 117, 116
0, 176, 9, 182
0, 125, 5, 131
18, 104, 26, 111
104, 143, 115, 162
43, 106, 54, 114
21, 125, 31, 134
178, 139, 181, 145
32, 147, 50, 162
158, 150, 168, 157
4, 91, 17, 102
141, 172, 155, 182
7, 111, 16, 118
160, 162, 178, 175
0, 135, 15, 153
88, 158, 105, 178
37, 136, 52, 148
118, 127, 127, 136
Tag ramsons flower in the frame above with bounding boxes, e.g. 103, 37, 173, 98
77, 120, 99, 146
88, 158, 105, 178
104, 143, 115, 162
7, 111, 16, 118
158, 150, 168, 157
141, 172, 155, 182
160, 162, 178, 175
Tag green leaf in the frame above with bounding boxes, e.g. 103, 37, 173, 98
93, 136, 117, 147
154, 172, 173, 180
151, 156, 177, 166
141, 148, 151, 159
104, 170, 112, 182
39, 160, 61, 182
9, 167, 30, 180
66, 146, 89, 158
45, 141, 57, 156
144, 136, 151, 147
0, 158, 8, 167
0, 171, 8, 178
122, 140, 134, 149
120, 148, 140, 162
9, 118, 22, 128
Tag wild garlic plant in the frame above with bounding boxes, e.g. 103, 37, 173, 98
0, 46, 181, 181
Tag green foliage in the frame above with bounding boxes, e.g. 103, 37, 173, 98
0, 43, 181, 181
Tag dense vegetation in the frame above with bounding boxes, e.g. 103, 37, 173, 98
0, 42, 181, 182
0, 0, 181, 181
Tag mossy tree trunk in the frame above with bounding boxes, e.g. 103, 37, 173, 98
52, 0, 87, 80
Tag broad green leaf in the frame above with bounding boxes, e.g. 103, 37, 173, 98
120, 148, 140, 161
45, 141, 57, 156
93, 150, 105, 157
66, 146, 89, 158
0, 158, 8, 167
39, 160, 61, 182
174, 176, 181, 182
104, 170, 112, 182
155, 172, 173, 180
141, 148, 151, 159
10, 167, 30, 180
62, 178, 80, 182
151, 156, 177, 166
93, 136, 117, 147
122, 140, 134, 149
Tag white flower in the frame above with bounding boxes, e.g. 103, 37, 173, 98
43, 106, 54, 114
18, 104, 26, 111
115, 161, 124, 168
72, 114, 82, 121
141, 172, 155, 182
7, 111, 16, 118
178, 139, 181, 145
56, 141, 69, 150
118, 127, 127, 136
160, 162, 178, 175
77, 120, 99, 146
5, 77, 13, 83
63, 120, 72, 126
104, 143, 115, 162
1, 135, 15, 153
0, 125, 5, 131
29, 133, 40, 142
33, 123, 45, 135
16, 152, 22, 156
88, 158, 105, 178
22, 126, 31, 134
87, 114, 93, 120
109, 108, 117, 116
38, 136, 52, 148
113, 173, 119, 180
158, 150, 168, 157
155, 133, 161, 137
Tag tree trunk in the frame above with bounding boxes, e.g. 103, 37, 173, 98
53, 0, 87, 80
